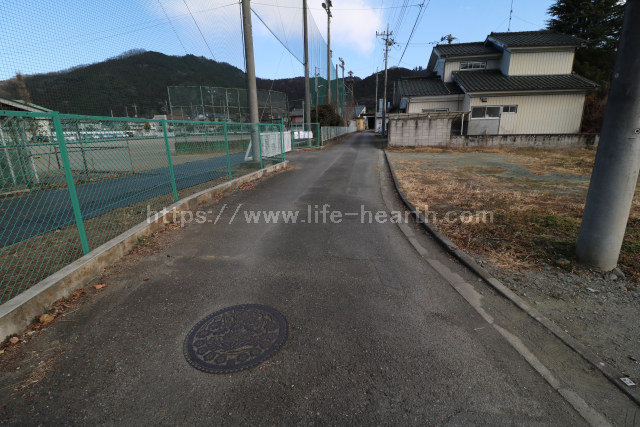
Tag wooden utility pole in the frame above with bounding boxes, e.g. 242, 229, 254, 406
577, 0, 640, 270
377, 25, 393, 136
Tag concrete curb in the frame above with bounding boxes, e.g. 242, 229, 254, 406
0, 161, 290, 341
383, 150, 640, 406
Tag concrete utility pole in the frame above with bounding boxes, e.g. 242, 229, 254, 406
336, 64, 339, 114
577, 0, 640, 271
241, 0, 261, 162
377, 25, 394, 136
303, 0, 311, 132
375, 68, 379, 124
322, 1, 332, 105
339, 57, 345, 117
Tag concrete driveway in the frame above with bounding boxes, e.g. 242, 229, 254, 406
0, 132, 589, 425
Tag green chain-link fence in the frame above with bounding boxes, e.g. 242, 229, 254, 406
0, 110, 285, 304
320, 125, 358, 144
290, 123, 321, 150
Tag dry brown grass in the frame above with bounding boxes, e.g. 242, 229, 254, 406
389, 148, 640, 281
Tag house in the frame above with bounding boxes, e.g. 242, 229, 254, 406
289, 108, 304, 124
0, 97, 52, 113
395, 31, 598, 135
354, 105, 366, 118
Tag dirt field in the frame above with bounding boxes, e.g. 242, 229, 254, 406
388, 146, 640, 381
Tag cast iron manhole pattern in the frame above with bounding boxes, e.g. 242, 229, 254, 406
183, 304, 288, 374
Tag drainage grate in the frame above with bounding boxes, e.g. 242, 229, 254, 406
183, 304, 288, 374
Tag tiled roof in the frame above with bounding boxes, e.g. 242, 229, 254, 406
488, 31, 584, 48
398, 78, 464, 97
435, 42, 500, 58
452, 70, 597, 93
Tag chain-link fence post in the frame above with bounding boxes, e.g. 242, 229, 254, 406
162, 120, 179, 202
224, 122, 232, 181
257, 124, 263, 169
280, 118, 285, 163
52, 113, 90, 255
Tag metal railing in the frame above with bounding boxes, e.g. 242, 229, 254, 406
0, 111, 285, 304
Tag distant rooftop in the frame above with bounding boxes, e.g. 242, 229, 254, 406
487, 31, 584, 48
452, 70, 597, 93
0, 97, 52, 113
435, 42, 500, 58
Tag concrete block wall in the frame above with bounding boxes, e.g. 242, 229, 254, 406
388, 116, 453, 147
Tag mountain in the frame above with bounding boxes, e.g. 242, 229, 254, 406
0, 50, 425, 118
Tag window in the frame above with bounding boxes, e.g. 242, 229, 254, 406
471, 106, 501, 119
486, 106, 501, 118
471, 107, 486, 119
502, 105, 518, 113
460, 61, 487, 70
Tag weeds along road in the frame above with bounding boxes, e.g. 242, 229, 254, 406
1, 132, 604, 424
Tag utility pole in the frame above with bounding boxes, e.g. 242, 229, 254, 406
339, 57, 345, 117
377, 25, 394, 136
375, 68, 379, 125
316, 86, 323, 124
322, 1, 333, 106
303, 0, 311, 132
577, 0, 640, 271
336, 64, 339, 115
348, 70, 354, 110
241, 0, 261, 163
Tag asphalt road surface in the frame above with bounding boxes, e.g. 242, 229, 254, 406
0, 132, 588, 425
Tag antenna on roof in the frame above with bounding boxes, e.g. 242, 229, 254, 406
440, 34, 457, 44
507, 0, 514, 32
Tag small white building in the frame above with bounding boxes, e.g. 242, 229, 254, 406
396, 31, 598, 136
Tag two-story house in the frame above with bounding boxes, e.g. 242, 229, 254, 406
396, 31, 598, 135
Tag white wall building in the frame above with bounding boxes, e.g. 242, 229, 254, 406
395, 31, 598, 135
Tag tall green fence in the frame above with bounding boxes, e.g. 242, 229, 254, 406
0, 111, 285, 304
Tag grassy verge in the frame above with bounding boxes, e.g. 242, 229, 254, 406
387, 147, 640, 284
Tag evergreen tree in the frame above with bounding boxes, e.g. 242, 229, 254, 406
547, 0, 624, 49
547, 0, 626, 132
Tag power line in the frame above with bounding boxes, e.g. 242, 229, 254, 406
397, 0, 430, 66
157, 0, 188, 54
182, 0, 217, 60
251, 2, 423, 10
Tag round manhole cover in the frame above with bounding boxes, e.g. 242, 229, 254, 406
183, 304, 288, 374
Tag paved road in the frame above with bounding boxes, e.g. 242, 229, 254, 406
0, 152, 246, 247
0, 133, 584, 424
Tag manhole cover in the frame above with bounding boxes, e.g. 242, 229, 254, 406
183, 304, 288, 374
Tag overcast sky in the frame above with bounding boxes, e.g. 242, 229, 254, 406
0, 0, 555, 81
